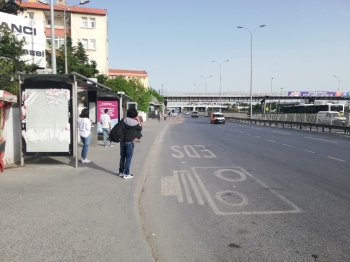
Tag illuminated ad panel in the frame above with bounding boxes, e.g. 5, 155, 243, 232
97, 100, 119, 133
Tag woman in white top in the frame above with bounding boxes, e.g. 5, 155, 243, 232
78, 108, 91, 163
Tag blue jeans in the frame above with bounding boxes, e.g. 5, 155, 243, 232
80, 134, 91, 159
102, 127, 112, 145
119, 141, 134, 175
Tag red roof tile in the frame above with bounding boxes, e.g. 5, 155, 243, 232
20, 2, 107, 15
109, 69, 148, 77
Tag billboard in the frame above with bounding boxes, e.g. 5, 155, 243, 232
97, 100, 119, 134
21, 83, 73, 156
288, 91, 350, 97
0, 12, 46, 68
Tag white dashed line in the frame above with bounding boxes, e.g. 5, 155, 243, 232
303, 150, 315, 153
305, 137, 338, 143
273, 131, 290, 135
325, 156, 346, 162
282, 144, 296, 148
267, 140, 276, 143
255, 136, 261, 138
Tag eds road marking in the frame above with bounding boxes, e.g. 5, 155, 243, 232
191, 167, 302, 216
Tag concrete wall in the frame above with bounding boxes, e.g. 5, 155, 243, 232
3, 108, 21, 166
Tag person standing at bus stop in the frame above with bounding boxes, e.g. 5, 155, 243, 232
100, 108, 114, 147
78, 108, 91, 163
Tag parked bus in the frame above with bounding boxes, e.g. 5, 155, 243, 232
281, 103, 345, 114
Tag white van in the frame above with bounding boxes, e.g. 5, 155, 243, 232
316, 111, 347, 125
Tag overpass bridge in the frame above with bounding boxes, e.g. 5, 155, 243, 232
164, 91, 350, 104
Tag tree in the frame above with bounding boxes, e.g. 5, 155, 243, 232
49, 36, 99, 77
103, 76, 152, 112
0, 0, 24, 15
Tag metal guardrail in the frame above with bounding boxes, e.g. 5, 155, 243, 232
227, 117, 350, 135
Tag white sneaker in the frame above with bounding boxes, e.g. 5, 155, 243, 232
123, 174, 134, 179
110, 144, 115, 147
104, 145, 108, 147
118, 173, 124, 177
82, 159, 91, 163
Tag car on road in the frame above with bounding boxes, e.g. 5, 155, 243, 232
210, 112, 225, 124
191, 111, 199, 118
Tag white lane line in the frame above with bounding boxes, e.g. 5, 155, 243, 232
239, 131, 244, 134
246, 134, 251, 136
273, 131, 290, 135
186, 172, 205, 205
325, 156, 346, 162
180, 172, 193, 204
255, 136, 261, 138
267, 140, 276, 142
282, 144, 296, 148
305, 136, 338, 143
251, 127, 262, 130
303, 150, 315, 153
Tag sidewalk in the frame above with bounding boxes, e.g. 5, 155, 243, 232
0, 118, 169, 262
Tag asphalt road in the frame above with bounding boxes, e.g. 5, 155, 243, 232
140, 115, 350, 262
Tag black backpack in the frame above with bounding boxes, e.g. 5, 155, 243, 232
109, 118, 126, 143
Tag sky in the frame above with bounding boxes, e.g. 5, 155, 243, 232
82, 0, 350, 95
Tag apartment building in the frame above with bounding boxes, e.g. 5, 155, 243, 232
108, 69, 149, 89
18, 0, 108, 74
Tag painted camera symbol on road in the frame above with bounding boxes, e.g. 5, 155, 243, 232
161, 167, 301, 216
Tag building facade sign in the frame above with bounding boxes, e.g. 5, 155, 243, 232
0, 12, 46, 68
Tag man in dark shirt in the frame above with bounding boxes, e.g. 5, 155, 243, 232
118, 108, 142, 179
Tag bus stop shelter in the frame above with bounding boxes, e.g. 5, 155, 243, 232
18, 72, 123, 168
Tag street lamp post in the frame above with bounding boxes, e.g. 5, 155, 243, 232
237, 25, 266, 117
200, 75, 212, 92
269, 77, 273, 113
334, 75, 340, 91
63, 0, 90, 74
212, 60, 229, 112
279, 87, 283, 113
38, 0, 56, 73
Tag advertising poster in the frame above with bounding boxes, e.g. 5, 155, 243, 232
288, 91, 350, 97
97, 100, 119, 134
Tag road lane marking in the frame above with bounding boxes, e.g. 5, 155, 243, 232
186, 172, 205, 205
267, 140, 276, 142
273, 131, 290, 135
325, 156, 346, 162
282, 144, 296, 148
305, 137, 338, 143
161, 171, 184, 202
180, 172, 193, 204
255, 136, 261, 138
303, 150, 315, 153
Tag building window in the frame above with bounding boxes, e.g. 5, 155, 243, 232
28, 12, 34, 19
81, 39, 88, 49
46, 36, 65, 50
89, 18, 96, 28
81, 17, 87, 28
89, 39, 96, 50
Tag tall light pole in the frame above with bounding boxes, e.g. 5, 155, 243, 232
279, 87, 283, 113
212, 60, 229, 112
237, 25, 266, 117
200, 75, 212, 92
269, 77, 273, 113
63, 0, 90, 74
334, 75, 340, 91
38, 0, 56, 73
